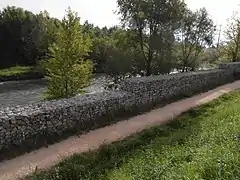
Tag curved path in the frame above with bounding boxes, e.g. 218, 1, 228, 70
0, 80, 240, 180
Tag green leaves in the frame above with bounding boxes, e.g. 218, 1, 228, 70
224, 11, 240, 62
175, 7, 216, 72
117, 0, 186, 75
42, 8, 93, 100
0, 6, 60, 69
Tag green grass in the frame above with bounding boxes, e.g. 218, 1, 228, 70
0, 66, 33, 77
27, 91, 240, 180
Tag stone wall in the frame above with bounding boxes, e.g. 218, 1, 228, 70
219, 62, 240, 79
0, 62, 239, 160
0, 91, 134, 149
120, 69, 233, 106
219, 62, 240, 72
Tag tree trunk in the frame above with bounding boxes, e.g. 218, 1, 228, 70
181, 66, 185, 73
146, 61, 151, 76
146, 48, 153, 76
232, 50, 238, 62
233, 31, 240, 62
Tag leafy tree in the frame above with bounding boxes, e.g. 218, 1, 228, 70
116, 0, 186, 76
0, 6, 57, 69
21, 10, 45, 65
0, 6, 28, 67
175, 8, 215, 72
36, 11, 61, 59
104, 29, 134, 76
42, 8, 93, 100
82, 22, 136, 75
224, 11, 240, 62
199, 47, 220, 67
82, 21, 112, 73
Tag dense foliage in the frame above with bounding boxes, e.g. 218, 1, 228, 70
0, 1, 236, 77
175, 8, 216, 72
224, 11, 240, 62
117, 0, 186, 75
0, 7, 58, 68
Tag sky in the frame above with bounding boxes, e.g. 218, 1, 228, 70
0, 0, 239, 37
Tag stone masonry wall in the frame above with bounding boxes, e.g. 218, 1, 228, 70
120, 69, 233, 106
219, 62, 240, 72
219, 62, 240, 80
0, 62, 239, 159
0, 91, 135, 150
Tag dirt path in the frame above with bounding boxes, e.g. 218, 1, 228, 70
1, 80, 240, 180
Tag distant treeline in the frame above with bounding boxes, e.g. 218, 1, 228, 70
0, 1, 237, 76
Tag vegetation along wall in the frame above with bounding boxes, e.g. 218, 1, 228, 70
0, 62, 239, 160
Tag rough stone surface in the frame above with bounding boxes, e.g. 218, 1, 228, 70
219, 62, 240, 72
0, 62, 239, 153
0, 91, 135, 149
120, 69, 234, 106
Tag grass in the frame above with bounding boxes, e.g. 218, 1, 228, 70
0, 66, 33, 77
27, 91, 240, 180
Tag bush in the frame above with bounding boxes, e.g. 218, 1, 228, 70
41, 8, 93, 100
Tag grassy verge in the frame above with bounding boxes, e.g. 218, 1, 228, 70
0, 66, 33, 77
27, 91, 240, 180
0, 66, 43, 81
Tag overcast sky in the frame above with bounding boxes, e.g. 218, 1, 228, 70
0, 0, 239, 30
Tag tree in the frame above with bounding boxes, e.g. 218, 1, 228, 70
116, 0, 186, 76
175, 8, 215, 72
104, 29, 135, 76
224, 11, 240, 62
36, 11, 61, 59
0, 6, 28, 68
21, 10, 45, 65
82, 22, 110, 73
199, 47, 220, 67
41, 8, 93, 100
0, 6, 57, 69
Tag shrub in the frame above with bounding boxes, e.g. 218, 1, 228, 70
41, 8, 93, 100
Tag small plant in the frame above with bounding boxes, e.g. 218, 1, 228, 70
41, 8, 93, 100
